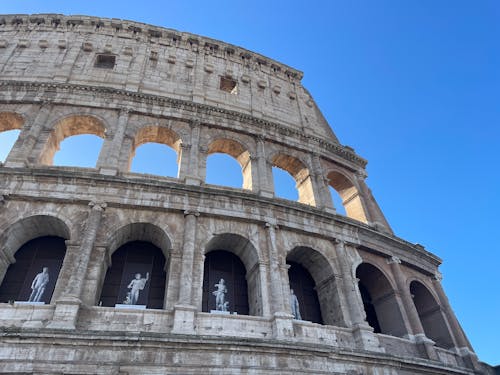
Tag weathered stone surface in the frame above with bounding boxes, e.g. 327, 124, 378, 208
0, 13, 493, 375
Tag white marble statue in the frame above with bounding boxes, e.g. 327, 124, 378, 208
290, 289, 302, 320
213, 278, 228, 311
125, 272, 149, 305
28, 267, 49, 302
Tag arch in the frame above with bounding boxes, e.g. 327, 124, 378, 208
99, 222, 171, 309
129, 125, 182, 176
0, 236, 67, 304
203, 233, 261, 316
327, 171, 368, 223
0, 112, 24, 163
287, 246, 345, 326
206, 138, 252, 189
0, 111, 24, 132
410, 280, 455, 349
272, 153, 316, 205
99, 240, 166, 309
40, 115, 106, 165
356, 262, 408, 337
107, 222, 172, 258
0, 215, 71, 262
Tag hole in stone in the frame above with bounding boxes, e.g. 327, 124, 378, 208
219, 77, 238, 95
94, 54, 116, 69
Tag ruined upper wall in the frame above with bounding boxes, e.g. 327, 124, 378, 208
0, 14, 339, 143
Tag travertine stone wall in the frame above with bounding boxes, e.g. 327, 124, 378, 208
0, 14, 492, 375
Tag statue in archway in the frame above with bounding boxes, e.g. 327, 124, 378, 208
290, 289, 302, 320
28, 267, 50, 302
124, 272, 149, 305
213, 278, 228, 311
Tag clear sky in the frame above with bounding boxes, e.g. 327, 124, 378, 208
1, 0, 499, 365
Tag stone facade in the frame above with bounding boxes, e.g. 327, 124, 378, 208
0, 14, 493, 374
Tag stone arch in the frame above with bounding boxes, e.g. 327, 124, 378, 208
129, 125, 182, 175
327, 170, 368, 223
287, 246, 345, 326
410, 280, 455, 349
40, 114, 107, 165
203, 233, 262, 316
0, 111, 24, 132
99, 223, 171, 309
0, 215, 71, 304
271, 153, 316, 206
0, 111, 24, 162
206, 138, 253, 190
356, 262, 408, 337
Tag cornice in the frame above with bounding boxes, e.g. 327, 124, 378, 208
0, 80, 368, 168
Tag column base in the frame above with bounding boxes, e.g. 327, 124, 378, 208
272, 311, 294, 339
46, 297, 81, 330
351, 323, 385, 352
412, 334, 438, 360
184, 176, 202, 186
99, 167, 119, 176
171, 304, 197, 335
455, 347, 481, 371
259, 189, 274, 199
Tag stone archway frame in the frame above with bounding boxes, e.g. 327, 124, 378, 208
287, 246, 345, 326
203, 232, 262, 316
39, 114, 107, 166
356, 262, 409, 338
128, 125, 183, 175
326, 169, 368, 223
270, 152, 316, 206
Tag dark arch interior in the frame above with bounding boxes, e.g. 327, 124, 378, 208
410, 281, 455, 349
202, 250, 249, 315
99, 241, 166, 309
358, 282, 382, 333
0, 236, 66, 304
287, 261, 323, 324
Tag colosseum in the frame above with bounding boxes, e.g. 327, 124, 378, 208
0, 14, 493, 375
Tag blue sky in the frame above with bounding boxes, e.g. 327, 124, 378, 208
0, 0, 499, 365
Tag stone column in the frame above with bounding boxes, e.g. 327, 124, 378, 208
48, 201, 106, 329
265, 222, 294, 339
179, 121, 202, 185
355, 171, 393, 234
97, 108, 129, 175
163, 247, 181, 311
258, 261, 272, 317
4, 103, 52, 167
311, 153, 335, 212
334, 240, 384, 352
256, 136, 274, 198
387, 256, 438, 359
432, 274, 480, 370
172, 210, 199, 334
0, 245, 15, 286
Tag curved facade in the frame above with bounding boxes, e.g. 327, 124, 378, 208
0, 14, 492, 374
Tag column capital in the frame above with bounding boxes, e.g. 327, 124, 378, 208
189, 119, 201, 128
0, 193, 9, 207
180, 142, 192, 151
355, 170, 368, 180
198, 145, 209, 154
433, 271, 443, 282
88, 201, 107, 211
387, 256, 402, 265
265, 221, 279, 230
184, 209, 200, 217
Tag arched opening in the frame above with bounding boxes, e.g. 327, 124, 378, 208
327, 171, 368, 223
288, 261, 322, 323
410, 280, 455, 349
0, 111, 24, 163
287, 246, 346, 326
0, 236, 66, 304
0, 129, 21, 162
356, 263, 408, 337
203, 233, 261, 316
40, 115, 106, 166
129, 126, 181, 177
272, 154, 315, 205
99, 241, 166, 309
206, 138, 252, 189
328, 186, 347, 216
272, 166, 298, 201
202, 250, 248, 315
206, 153, 243, 188
53, 134, 104, 167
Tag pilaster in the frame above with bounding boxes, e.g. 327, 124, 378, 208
97, 108, 130, 175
